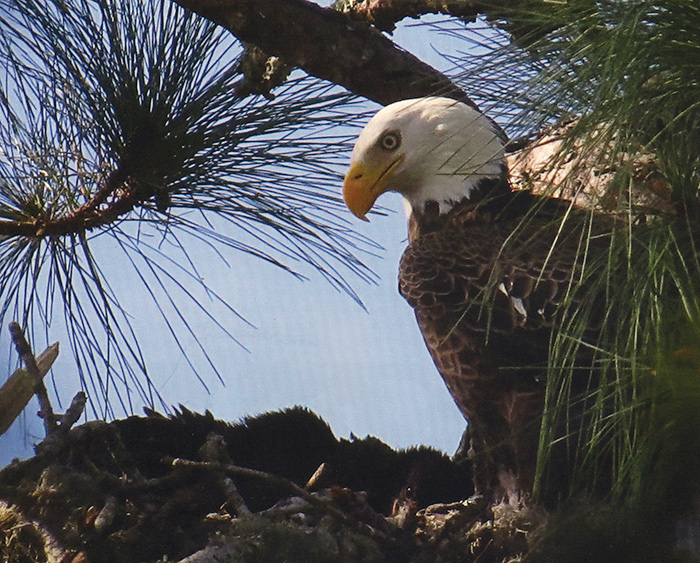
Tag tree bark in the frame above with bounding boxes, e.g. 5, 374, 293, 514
333, 0, 481, 32
334, 0, 554, 40
170, 0, 478, 108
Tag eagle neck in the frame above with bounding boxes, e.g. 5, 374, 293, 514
407, 171, 511, 242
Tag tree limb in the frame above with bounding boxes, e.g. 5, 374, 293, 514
170, 0, 477, 107
0, 169, 141, 238
334, 0, 559, 42
333, 0, 481, 32
8, 322, 58, 435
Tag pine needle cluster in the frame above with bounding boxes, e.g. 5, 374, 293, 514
0, 0, 375, 416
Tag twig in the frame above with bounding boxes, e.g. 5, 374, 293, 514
334, 0, 562, 43
305, 462, 329, 490
221, 477, 252, 516
8, 323, 58, 435
198, 432, 251, 516
167, 457, 314, 502
473, 537, 494, 563
58, 391, 87, 432
166, 456, 402, 548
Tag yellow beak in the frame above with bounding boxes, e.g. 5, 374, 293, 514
342, 156, 404, 221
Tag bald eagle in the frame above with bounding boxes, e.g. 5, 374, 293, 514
343, 97, 612, 500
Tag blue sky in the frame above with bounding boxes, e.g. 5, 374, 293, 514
0, 14, 475, 466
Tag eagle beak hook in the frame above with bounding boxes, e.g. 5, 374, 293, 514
343, 163, 375, 222
343, 157, 404, 222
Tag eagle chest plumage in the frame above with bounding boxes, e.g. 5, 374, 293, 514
398, 194, 604, 495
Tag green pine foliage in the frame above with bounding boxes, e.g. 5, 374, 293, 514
445, 0, 700, 509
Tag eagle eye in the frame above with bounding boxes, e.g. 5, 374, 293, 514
379, 131, 401, 151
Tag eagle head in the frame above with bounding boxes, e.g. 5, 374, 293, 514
343, 97, 507, 221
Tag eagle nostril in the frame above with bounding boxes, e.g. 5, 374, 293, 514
352, 173, 363, 180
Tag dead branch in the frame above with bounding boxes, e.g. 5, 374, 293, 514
8, 322, 58, 435
59, 391, 87, 431
0, 342, 58, 436
168, 457, 315, 502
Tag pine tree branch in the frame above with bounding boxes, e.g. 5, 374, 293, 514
169, 0, 477, 107
334, 0, 560, 40
333, 0, 481, 32
0, 169, 139, 238
8, 322, 58, 435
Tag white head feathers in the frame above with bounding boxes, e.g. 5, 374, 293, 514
343, 97, 507, 219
